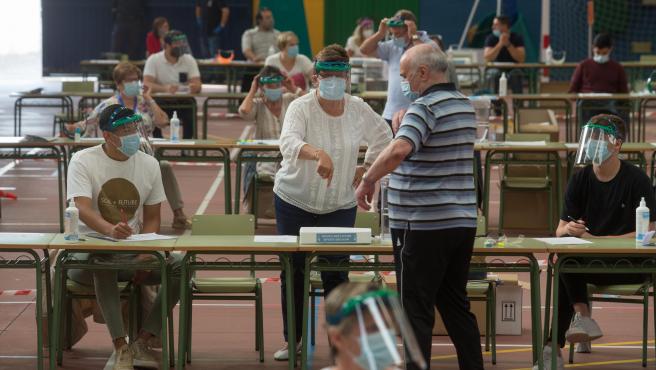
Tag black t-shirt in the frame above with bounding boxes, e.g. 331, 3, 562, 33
484, 32, 525, 63
562, 161, 656, 236
196, 0, 226, 36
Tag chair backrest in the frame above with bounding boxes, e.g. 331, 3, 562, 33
476, 215, 487, 237
355, 212, 380, 236
191, 214, 255, 236
504, 133, 552, 177
62, 81, 95, 94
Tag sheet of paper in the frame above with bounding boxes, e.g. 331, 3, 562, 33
239, 139, 280, 145
118, 233, 178, 242
253, 235, 298, 243
157, 141, 196, 145
0, 137, 24, 144
500, 141, 547, 147
532, 237, 592, 245
578, 93, 613, 97
564, 143, 579, 149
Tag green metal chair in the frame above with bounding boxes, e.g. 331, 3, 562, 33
308, 212, 381, 345
498, 133, 556, 234
54, 81, 95, 136
568, 281, 653, 367
467, 280, 497, 364
183, 214, 264, 363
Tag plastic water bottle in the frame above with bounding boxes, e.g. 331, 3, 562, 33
64, 200, 79, 242
545, 46, 553, 65
636, 197, 650, 243
170, 111, 180, 142
499, 72, 508, 97
647, 70, 656, 93
379, 175, 391, 241
74, 127, 81, 143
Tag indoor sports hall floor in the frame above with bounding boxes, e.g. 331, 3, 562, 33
1, 75, 656, 369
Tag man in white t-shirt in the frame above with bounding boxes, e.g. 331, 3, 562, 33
66, 104, 181, 370
144, 30, 201, 138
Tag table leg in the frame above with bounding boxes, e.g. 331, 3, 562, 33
156, 253, 170, 369
529, 255, 543, 369
223, 149, 232, 214
300, 254, 312, 370
234, 153, 243, 214
176, 253, 191, 370
30, 250, 44, 370
550, 257, 561, 370
50, 251, 66, 370
280, 254, 297, 370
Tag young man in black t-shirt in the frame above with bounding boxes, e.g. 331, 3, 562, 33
483, 15, 525, 95
534, 114, 656, 370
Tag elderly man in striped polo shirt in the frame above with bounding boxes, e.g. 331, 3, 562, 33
355, 43, 483, 370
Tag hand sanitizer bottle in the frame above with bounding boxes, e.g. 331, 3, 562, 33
170, 111, 180, 142
64, 200, 79, 242
499, 72, 508, 97
636, 197, 650, 244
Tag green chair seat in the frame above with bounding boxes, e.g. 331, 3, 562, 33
588, 283, 647, 296
502, 176, 551, 189
193, 277, 259, 294
310, 272, 376, 290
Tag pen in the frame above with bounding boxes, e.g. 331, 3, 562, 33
567, 216, 590, 232
120, 208, 128, 224
85, 233, 118, 242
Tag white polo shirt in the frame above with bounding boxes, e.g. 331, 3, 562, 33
143, 51, 201, 85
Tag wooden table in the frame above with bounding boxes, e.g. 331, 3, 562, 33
0, 232, 56, 370
173, 235, 298, 370
48, 234, 176, 369
545, 238, 656, 370
296, 237, 549, 370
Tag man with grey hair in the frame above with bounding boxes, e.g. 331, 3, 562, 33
355, 44, 484, 369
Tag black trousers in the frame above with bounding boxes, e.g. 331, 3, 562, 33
550, 267, 648, 347
274, 195, 356, 342
393, 226, 484, 370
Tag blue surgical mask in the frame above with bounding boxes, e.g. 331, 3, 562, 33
493, 29, 502, 38
287, 45, 299, 57
263, 87, 283, 101
354, 330, 397, 370
123, 81, 140, 97
318, 76, 346, 101
585, 139, 612, 165
392, 36, 407, 48
593, 53, 610, 64
400, 78, 419, 101
117, 133, 141, 157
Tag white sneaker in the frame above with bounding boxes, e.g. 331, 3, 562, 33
566, 313, 603, 343
273, 342, 301, 361
532, 345, 564, 370
575, 341, 592, 353
113, 344, 134, 370
129, 338, 159, 368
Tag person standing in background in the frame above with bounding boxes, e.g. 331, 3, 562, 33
146, 17, 170, 58
241, 7, 279, 92
111, 0, 146, 60
196, 0, 230, 59
345, 17, 374, 58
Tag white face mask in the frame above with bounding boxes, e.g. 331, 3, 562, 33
593, 53, 610, 64
362, 29, 374, 38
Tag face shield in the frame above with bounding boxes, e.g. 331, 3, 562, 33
327, 289, 427, 370
574, 123, 620, 166
315, 61, 351, 98
167, 34, 191, 58
106, 113, 153, 157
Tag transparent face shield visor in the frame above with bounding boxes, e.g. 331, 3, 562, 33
327, 289, 427, 370
574, 123, 619, 166
168, 34, 191, 56
108, 114, 153, 156
314, 61, 351, 92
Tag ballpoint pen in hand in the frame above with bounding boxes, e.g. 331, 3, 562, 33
567, 216, 590, 232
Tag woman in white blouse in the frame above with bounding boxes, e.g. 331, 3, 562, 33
265, 31, 314, 91
345, 17, 374, 58
272, 44, 392, 361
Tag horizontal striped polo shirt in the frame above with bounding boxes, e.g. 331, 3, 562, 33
389, 83, 477, 231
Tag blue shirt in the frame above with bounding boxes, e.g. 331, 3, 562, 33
377, 31, 433, 120
389, 83, 478, 231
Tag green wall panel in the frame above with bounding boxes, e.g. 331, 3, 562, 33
324, 0, 420, 49
260, 0, 312, 57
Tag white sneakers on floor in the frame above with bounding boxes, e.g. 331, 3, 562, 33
113, 344, 134, 370
130, 338, 159, 368
532, 345, 564, 370
565, 312, 603, 343
274, 342, 301, 361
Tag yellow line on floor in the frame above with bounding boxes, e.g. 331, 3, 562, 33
508, 357, 653, 369
431, 339, 655, 361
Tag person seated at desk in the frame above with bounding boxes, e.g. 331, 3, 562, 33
535, 114, 656, 370
322, 282, 426, 370
483, 15, 525, 95
265, 31, 313, 91
238, 65, 300, 214
241, 7, 279, 92
568, 33, 629, 127
143, 30, 201, 139
70, 61, 191, 230
146, 17, 169, 57
272, 44, 392, 361
66, 104, 182, 370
